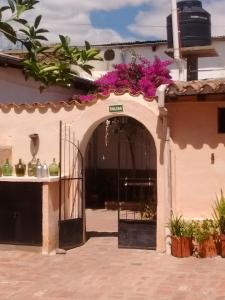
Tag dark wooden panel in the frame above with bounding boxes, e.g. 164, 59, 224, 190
59, 218, 83, 250
118, 219, 156, 249
0, 182, 42, 245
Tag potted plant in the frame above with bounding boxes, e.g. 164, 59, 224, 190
193, 219, 217, 258
167, 215, 193, 258
212, 191, 225, 257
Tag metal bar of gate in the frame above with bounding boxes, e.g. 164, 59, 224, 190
64, 124, 66, 219
117, 127, 121, 223
59, 120, 62, 221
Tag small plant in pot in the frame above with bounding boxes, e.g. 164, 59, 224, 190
192, 219, 217, 258
212, 190, 225, 257
167, 214, 193, 258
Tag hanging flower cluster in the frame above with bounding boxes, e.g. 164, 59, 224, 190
78, 56, 172, 102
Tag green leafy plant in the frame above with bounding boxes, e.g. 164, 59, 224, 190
0, 0, 39, 43
212, 190, 225, 234
167, 215, 183, 237
192, 219, 217, 243
182, 220, 194, 238
0, 1, 102, 90
167, 214, 194, 238
140, 201, 156, 220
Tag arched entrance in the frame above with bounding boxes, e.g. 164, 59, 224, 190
85, 116, 157, 249
58, 94, 170, 252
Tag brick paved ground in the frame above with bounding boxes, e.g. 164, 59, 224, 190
0, 209, 225, 300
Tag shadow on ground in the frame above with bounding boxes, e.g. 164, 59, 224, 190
86, 231, 118, 240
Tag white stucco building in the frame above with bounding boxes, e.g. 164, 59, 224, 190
77, 36, 225, 81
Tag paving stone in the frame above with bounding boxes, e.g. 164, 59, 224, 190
0, 209, 225, 299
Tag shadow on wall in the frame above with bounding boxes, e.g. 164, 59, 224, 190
167, 102, 225, 149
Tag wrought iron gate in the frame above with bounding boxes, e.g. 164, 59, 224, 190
58, 121, 84, 250
114, 117, 157, 250
118, 177, 156, 249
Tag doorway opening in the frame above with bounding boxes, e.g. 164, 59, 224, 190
85, 116, 157, 249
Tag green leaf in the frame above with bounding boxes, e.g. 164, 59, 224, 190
16, 4, 26, 18
34, 14, 41, 29
14, 18, 28, 25
30, 26, 35, 36
35, 28, 49, 34
82, 64, 94, 70
85, 40, 91, 50
53, 44, 62, 53
0, 6, 10, 12
8, 0, 15, 13
40, 65, 59, 73
19, 28, 30, 36
36, 46, 49, 53
0, 21, 17, 43
59, 34, 67, 46
35, 35, 48, 41
81, 50, 87, 61
81, 65, 93, 76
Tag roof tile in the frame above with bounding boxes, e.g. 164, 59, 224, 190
166, 79, 225, 96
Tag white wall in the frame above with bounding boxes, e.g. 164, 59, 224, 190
0, 67, 76, 104
80, 38, 225, 81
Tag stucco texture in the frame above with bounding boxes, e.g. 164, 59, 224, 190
167, 101, 225, 219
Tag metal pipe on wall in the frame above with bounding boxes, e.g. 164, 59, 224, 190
171, 0, 185, 80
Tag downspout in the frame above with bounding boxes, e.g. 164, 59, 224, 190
156, 84, 172, 255
171, 0, 185, 81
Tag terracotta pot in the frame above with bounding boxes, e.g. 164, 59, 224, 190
198, 235, 217, 258
171, 236, 192, 258
220, 233, 225, 258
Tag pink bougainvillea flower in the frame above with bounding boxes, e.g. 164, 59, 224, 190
78, 56, 172, 102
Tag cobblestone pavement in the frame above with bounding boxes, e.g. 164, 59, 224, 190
1, 209, 225, 300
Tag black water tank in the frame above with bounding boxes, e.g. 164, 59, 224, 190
167, 0, 211, 48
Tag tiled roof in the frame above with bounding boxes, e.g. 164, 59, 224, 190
0, 90, 155, 110
166, 79, 225, 97
2, 79, 225, 110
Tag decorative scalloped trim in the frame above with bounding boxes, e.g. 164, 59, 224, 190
0, 90, 156, 111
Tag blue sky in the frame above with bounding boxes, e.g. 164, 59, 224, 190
90, 4, 153, 41
0, 0, 224, 46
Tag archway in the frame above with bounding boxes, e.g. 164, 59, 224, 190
74, 94, 169, 252
85, 116, 157, 249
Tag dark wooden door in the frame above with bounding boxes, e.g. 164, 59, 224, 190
0, 182, 42, 245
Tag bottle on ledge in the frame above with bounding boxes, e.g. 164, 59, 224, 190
2, 159, 13, 176
15, 159, 26, 177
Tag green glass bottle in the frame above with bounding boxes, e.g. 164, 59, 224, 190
0, 165, 2, 177
28, 157, 37, 176
15, 159, 26, 177
2, 159, 13, 176
49, 158, 59, 176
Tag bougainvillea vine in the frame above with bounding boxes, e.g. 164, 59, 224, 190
78, 56, 172, 102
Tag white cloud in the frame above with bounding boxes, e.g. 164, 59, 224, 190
23, 0, 150, 45
128, 0, 169, 39
205, 1, 225, 36
0, 0, 224, 45
128, 0, 225, 40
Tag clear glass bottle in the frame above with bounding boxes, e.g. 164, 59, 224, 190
42, 161, 48, 177
15, 159, 26, 177
36, 159, 42, 178
28, 157, 37, 176
49, 158, 59, 176
2, 159, 13, 176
